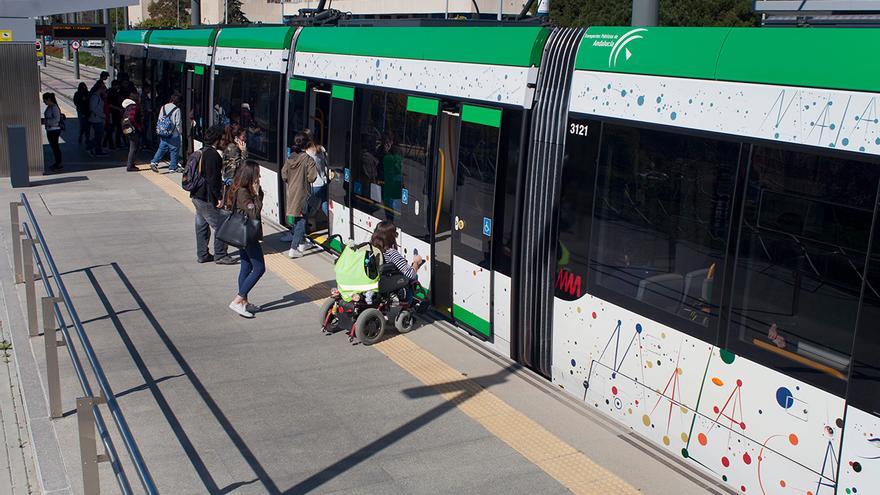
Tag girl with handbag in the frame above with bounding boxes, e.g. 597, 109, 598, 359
224, 160, 265, 318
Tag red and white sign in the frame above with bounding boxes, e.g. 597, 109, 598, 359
34, 39, 42, 51
71, 40, 81, 51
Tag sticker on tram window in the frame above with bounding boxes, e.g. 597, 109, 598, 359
483, 217, 492, 237
343, 168, 350, 182
568, 123, 589, 137
401, 188, 409, 205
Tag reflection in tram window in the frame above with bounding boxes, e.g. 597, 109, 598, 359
589, 124, 739, 334
456, 121, 499, 267
213, 68, 279, 165
352, 90, 406, 220
730, 146, 880, 393
850, 198, 880, 412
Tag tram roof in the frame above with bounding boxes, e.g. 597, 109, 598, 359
575, 26, 880, 93
294, 26, 550, 68
115, 29, 150, 45
215, 26, 296, 50
147, 28, 218, 47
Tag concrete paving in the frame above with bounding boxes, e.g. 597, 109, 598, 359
0, 61, 739, 495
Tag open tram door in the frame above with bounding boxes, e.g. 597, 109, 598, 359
433, 104, 503, 340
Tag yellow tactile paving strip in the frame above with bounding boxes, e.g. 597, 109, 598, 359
140, 168, 641, 495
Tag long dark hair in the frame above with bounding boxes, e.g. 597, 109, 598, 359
76, 82, 88, 94
371, 221, 398, 251
224, 160, 260, 209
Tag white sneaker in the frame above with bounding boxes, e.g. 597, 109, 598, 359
297, 243, 309, 252
287, 248, 303, 259
229, 302, 254, 318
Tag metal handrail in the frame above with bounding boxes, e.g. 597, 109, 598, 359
18, 193, 158, 494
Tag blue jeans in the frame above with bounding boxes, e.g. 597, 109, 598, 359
90, 122, 104, 154
289, 216, 307, 250
238, 241, 265, 298
309, 184, 329, 217
151, 135, 181, 171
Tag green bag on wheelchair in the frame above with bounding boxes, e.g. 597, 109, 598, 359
334, 242, 383, 302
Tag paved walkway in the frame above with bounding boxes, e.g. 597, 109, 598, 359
0, 61, 736, 494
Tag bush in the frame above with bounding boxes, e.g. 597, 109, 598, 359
45, 45, 106, 70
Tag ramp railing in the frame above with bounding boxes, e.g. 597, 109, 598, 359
10, 194, 158, 495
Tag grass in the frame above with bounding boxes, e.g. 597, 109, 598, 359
44, 45, 107, 70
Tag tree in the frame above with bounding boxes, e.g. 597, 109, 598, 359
225, 0, 250, 25
140, 0, 190, 28
550, 0, 758, 27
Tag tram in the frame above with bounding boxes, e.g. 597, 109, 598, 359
115, 24, 880, 495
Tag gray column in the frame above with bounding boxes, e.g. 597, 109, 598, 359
632, 0, 660, 26
192, 0, 201, 26
102, 9, 112, 78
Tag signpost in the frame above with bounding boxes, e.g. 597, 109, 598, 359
71, 40, 81, 80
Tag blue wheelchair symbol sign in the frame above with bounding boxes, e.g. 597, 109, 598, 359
482, 217, 492, 237
343, 168, 350, 182
401, 188, 409, 205
353, 181, 362, 195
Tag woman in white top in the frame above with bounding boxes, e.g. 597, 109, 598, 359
42, 93, 63, 171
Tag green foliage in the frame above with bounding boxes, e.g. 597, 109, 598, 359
227, 0, 250, 24
550, 0, 758, 27
144, 0, 191, 28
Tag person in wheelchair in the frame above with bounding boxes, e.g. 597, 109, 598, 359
371, 221, 423, 301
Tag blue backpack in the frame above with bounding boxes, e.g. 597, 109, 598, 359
156, 105, 178, 138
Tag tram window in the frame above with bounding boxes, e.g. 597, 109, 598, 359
850, 210, 880, 413
191, 70, 206, 143
286, 87, 308, 153
493, 110, 524, 277
213, 68, 280, 166
456, 121, 500, 267
398, 109, 435, 239
555, 118, 602, 300
352, 90, 406, 221
589, 124, 739, 336
729, 145, 880, 394
327, 94, 353, 210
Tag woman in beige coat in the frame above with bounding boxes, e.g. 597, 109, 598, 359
281, 131, 317, 258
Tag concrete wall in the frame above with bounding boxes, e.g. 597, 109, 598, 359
0, 41, 45, 176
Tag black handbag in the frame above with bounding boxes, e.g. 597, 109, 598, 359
216, 208, 261, 249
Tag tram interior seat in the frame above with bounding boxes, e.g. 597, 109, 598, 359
682, 268, 711, 308
636, 273, 684, 313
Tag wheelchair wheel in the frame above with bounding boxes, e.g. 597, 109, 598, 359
354, 308, 385, 345
319, 298, 339, 333
394, 310, 415, 334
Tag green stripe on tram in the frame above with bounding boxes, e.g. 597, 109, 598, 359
406, 96, 439, 116
147, 28, 217, 47
115, 30, 150, 44
216, 26, 295, 50
289, 78, 307, 93
194, 65, 205, 75
295, 27, 550, 68
461, 105, 502, 128
331, 85, 354, 101
453, 304, 490, 338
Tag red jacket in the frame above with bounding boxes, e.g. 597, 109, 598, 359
123, 101, 144, 133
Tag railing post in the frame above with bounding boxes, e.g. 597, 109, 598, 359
77, 396, 109, 495
43, 296, 64, 419
22, 238, 38, 337
10, 202, 23, 284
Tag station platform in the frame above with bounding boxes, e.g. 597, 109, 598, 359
0, 61, 734, 494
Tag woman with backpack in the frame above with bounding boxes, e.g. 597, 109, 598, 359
149, 92, 183, 173
42, 93, 63, 172
225, 160, 265, 318
122, 95, 144, 172
73, 83, 90, 145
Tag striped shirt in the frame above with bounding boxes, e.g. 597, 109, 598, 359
384, 248, 417, 281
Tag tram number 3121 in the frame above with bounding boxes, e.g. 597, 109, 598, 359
568, 123, 589, 137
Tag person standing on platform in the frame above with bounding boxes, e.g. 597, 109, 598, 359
95, 71, 110, 92
107, 79, 125, 149
303, 128, 329, 232
42, 93, 63, 172
281, 132, 317, 258
73, 82, 90, 145
88, 85, 108, 157
122, 95, 143, 172
191, 125, 236, 265
150, 92, 183, 173
225, 160, 265, 318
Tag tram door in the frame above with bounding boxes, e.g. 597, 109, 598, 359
432, 110, 458, 318
450, 105, 502, 340
325, 85, 354, 247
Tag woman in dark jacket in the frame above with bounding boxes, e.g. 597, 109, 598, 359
226, 160, 265, 318
73, 82, 90, 145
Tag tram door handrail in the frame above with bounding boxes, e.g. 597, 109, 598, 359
10, 194, 159, 495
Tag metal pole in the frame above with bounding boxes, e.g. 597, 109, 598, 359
74, 49, 81, 80
63, 40, 70, 61
192, 0, 201, 26
225, 0, 228, 25
22, 238, 38, 337
77, 397, 101, 495
102, 9, 112, 78
123, 6, 130, 30
445, 0, 449, 19
632, 0, 660, 26
10, 202, 23, 284
43, 296, 64, 419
